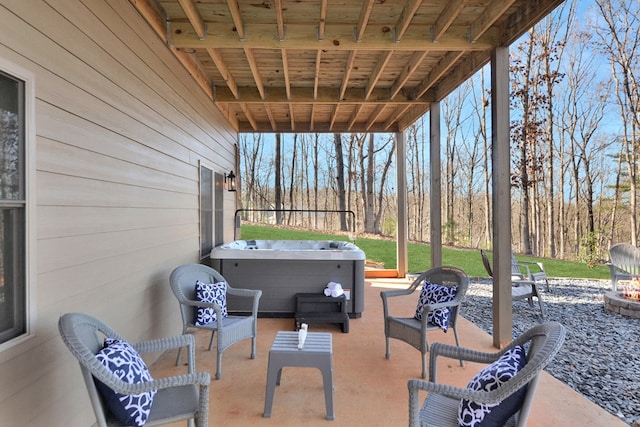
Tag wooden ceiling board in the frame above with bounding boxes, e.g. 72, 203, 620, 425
132, 0, 565, 133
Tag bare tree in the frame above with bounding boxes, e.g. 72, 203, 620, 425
594, 0, 640, 245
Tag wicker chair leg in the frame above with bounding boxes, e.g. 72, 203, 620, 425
216, 350, 223, 380
385, 337, 391, 359
207, 331, 215, 351
251, 336, 256, 359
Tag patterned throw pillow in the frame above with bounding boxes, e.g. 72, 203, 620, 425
194, 280, 228, 325
94, 338, 156, 427
414, 281, 458, 332
458, 345, 529, 427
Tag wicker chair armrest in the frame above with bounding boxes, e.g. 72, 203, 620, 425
227, 287, 262, 316
108, 372, 211, 395
132, 334, 194, 354
408, 378, 506, 404
380, 288, 415, 300
133, 334, 196, 374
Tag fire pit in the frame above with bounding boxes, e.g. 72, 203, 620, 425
604, 279, 640, 319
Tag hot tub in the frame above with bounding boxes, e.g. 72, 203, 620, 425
210, 240, 365, 317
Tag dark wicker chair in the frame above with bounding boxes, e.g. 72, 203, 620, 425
380, 266, 470, 379
408, 321, 566, 427
58, 312, 210, 427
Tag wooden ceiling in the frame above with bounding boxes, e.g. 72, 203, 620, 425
131, 0, 564, 133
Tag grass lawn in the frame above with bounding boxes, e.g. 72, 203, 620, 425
239, 224, 611, 280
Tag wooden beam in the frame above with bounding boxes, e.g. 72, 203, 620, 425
225, 0, 246, 40
339, 50, 357, 100
214, 86, 427, 104
383, 104, 412, 131
318, 0, 328, 40
395, 0, 422, 41
356, 0, 376, 42
169, 22, 495, 51
265, 105, 277, 131
243, 48, 265, 99
413, 50, 465, 99
313, 50, 322, 99
206, 48, 238, 98
128, 0, 167, 42
432, 0, 470, 42
288, 103, 295, 131
172, 49, 213, 100
470, 0, 517, 42
281, 49, 291, 99
239, 102, 257, 130
364, 51, 393, 100
177, 0, 206, 39
329, 104, 340, 131
390, 50, 428, 99
347, 104, 364, 131
310, 103, 316, 132
365, 103, 387, 131
273, 0, 285, 41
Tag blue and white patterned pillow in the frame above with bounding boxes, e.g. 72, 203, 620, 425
94, 338, 156, 427
194, 280, 228, 325
414, 281, 458, 332
458, 345, 529, 427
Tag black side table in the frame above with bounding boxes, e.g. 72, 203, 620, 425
294, 293, 349, 333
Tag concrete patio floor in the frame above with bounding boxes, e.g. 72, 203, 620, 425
151, 277, 626, 426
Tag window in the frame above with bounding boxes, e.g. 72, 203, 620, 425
0, 70, 26, 345
200, 164, 213, 258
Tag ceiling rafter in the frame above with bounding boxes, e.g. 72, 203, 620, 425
281, 49, 291, 99
274, 0, 286, 41
365, 104, 387, 131
243, 47, 265, 99
355, 0, 376, 42
347, 104, 364, 131
240, 103, 257, 130
364, 51, 393, 100
177, 0, 206, 39
313, 50, 322, 99
288, 103, 295, 131
132, 0, 566, 133
384, 104, 412, 131
470, 0, 517, 42
395, 0, 423, 41
309, 104, 315, 132
317, 0, 328, 40
207, 48, 239, 98
413, 51, 465, 99
390, 51, 428, 99
329, 104, 340, 131
432, 0, 470, 42
265, 105, 277, 131
225, 0, 246, 40
339, 50, 357, 100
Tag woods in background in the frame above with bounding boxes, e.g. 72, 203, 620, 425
238, 0, 639, 265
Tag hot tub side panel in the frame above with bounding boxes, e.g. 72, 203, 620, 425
213, 258, 364, 317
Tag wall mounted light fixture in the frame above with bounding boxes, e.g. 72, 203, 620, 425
224, 170, 237, 192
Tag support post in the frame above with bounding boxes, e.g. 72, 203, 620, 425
430, 102, 442, 268
396, 131, 408, 277
491, 46, 513, 347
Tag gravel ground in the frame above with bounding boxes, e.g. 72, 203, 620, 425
459, 278, 640, 426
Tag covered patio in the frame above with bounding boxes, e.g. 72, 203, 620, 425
151, 277, 625, 426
